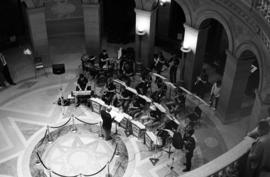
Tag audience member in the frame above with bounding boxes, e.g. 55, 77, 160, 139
0, 52, 16, 86
153, 51, 166, 74
209, 80, 222, 109
193, 69, 208, 98
247, 120, 270, 177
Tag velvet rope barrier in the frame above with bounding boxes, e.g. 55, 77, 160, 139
74, 116, 99, 125
49, 117, 71, 129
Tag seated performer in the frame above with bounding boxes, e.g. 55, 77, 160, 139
101, 77, 116, 105
136, 74, 151, 95
166, 89, 186, 116
127, 95, 146, 117
75, 74, 91, 105
121, 61, 134, 86
142, 105, 163, 128
76, 74, 90, 91
120, 87, 133, 112
99, 49, 109, 69
151, 80, 167, 103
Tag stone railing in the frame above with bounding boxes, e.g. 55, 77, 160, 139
180, 136, 254, 177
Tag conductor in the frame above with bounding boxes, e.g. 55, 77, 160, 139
100, 107, 114, 140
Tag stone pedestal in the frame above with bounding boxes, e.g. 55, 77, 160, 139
82, 3, 101, 55
217, 51, 253, 123
135, 9, 157, 68
26, 7, 50, 66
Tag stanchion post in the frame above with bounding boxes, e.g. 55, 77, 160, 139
99, 121, 103, 138
71, 115, 77, 133
106, 161, 112, 177
47, 125, 53, 143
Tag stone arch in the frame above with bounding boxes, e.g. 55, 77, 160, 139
173, 0, 192, 25
235, 41, 263, 92
194, 9, 234, 52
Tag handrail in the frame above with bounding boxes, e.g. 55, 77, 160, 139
180, 136, 254, 177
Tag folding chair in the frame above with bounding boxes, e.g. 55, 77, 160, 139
34, 56, 47, 79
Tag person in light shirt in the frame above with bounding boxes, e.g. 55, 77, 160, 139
209, 80, 221, 109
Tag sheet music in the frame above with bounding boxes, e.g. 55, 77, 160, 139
126, 87, 138, 95
153, 102, 166, 113
139, 95, 152, 103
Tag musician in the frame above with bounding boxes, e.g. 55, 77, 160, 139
143, 105, 163, 128
81, 54, 90, 72
135, 75, 151, 95
99, 49, 109, 68
121, 60, 134, 86
166, 89, 186, 117
76, 74, 90, 91
183, 129, 196, 172
151, 80, 167, 103
120, 87, 132, 112
128, 95, 146, 117
102, 77, 116, 105
100, 107, 114, 140
75, 74, 91, 106
153, 52, 166, 74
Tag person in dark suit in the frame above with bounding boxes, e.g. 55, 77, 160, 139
183, 129, 196, 172
100, 107, 114, 140
247, 120, 270, 177
169, 55, 180, 84
0, 52, 16, 86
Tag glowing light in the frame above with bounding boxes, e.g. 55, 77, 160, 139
135, 9, 151, 35
181, 24, 199, 53
24, 48, 32, 55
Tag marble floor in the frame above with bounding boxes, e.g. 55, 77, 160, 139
0, 36, 250, 177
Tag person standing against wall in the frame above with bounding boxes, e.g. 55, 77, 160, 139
0, 52, 16, 86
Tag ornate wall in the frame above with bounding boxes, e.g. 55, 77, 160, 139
174, 0, 270, 124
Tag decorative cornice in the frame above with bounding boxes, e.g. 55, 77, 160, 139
212, 0, 270, 51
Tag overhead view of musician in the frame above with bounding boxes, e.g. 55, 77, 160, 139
76, 73, 90, 91
120, 59, 134, 86
151, 77, 167, 103
101, 77, 116, 105
99, 49, 109, 68
135, 73, 151, 95
166, 88, 186, 117
141, 104, 164, 129
127, 95, 146, 117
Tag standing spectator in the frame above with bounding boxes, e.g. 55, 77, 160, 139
193, 69, 208, 98
209, 80, 222, 109
0, 52, 16, 86
247, 120, 270, 177
153, 51, 166, 74
183, 129, 196, 172
169, 54, 180, 84
100, 107, 114, 140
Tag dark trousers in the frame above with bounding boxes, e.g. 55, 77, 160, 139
2, 66, 14, 84
170, 67, 177, 83
185, 152, 193, 170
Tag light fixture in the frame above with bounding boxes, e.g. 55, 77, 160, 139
136, 9, 151, 35
181, 24, 199, 53
23, 48, 32, 55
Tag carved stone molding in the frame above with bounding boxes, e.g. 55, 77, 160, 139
212, 0, 270, 52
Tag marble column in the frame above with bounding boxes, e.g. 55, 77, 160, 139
26, 7, 50, 65
183, 26, 208, 89
82, 3, 101, 55
217, 51, 253, 123
135, 8, 157, 68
